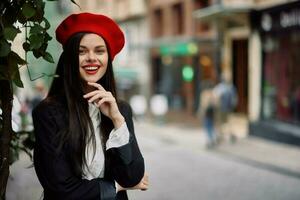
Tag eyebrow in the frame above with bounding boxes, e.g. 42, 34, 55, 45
79, 45, 106, 49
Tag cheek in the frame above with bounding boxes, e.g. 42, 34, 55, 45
79, 55, 84, 65
79, 67, 85, 78
98, 54, 108, 66
98, 54, 108, 63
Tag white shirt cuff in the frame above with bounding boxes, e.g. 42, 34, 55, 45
106, 122, 130, 150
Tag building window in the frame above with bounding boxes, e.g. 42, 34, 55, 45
153, 9, 163, 38
194, 0, 211, 34
193, 0, 210, 10
172, 3, 184, 35
262, 31, 300, 125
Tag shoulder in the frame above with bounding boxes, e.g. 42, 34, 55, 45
32, 95, 67, 118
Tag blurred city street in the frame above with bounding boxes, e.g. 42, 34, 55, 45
1, 0, 300, 200
6, 119, 300, 200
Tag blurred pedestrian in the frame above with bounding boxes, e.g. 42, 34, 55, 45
32, 13, 148, 200
199, 88, 217, 148
213, 71, 238, 143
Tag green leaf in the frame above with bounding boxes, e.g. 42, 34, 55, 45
42, 18, 51, 29
44, 32, 52, 42
0, 39, 11, 57
17, 10, 28, 24
7, 52, 24, 87
28, 34, 44, 49
30, 0, 45, 23
8, 52, 19, 72
22, 42, 30, 51
22, 3, 36, 19
43, 52, 54, 63
32, 49, 42, 58
10, 51, 27, 65
36, 0, 46, 9
30, 24, 44, 34
12, 71, 24, 88
39, 43, 48, 52
2, 6, 18, 26
4, 26, 21, 41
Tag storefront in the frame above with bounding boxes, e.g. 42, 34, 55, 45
150, 41, 201, 114
250, 1, 300, 145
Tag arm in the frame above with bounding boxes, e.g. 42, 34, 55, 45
82, 82, 146, 188
107, 102, 145, 188
32, 102, 116, 200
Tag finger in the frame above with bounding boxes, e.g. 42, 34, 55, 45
141, 177, 149, 186
96, 97, 115, 107
84, 90, 112, 99
142, 180, 149, 186
84, 91, 107, 102
143, 174, 149, 182
88, 92, 110, 103
139, 182, 148, 188
87, 82, 105, 91
83, 90, 101, 98
140, 183, 148, 191
142, 176, 149, 184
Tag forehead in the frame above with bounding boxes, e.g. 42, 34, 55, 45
80, 33, 106, 47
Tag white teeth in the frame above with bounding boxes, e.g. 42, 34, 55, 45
84, 66, 98, 70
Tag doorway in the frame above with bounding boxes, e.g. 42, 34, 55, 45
232, 39, 248, 114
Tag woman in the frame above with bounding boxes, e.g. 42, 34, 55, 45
32, 13, 148, 200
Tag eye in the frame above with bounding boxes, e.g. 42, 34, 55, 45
79, 49, 86, 55
95, 49, 106, 55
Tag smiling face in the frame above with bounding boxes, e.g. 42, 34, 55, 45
79, 33, 109, 84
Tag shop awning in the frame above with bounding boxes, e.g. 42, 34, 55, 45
114, 67, 138, 80
193, 4, 252, 21
114, 67, 138, 90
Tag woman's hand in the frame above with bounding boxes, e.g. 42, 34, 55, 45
83, 82, 124, 128
117, 173, 149, 192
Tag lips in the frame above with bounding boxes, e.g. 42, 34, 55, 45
82, 64, 100, 75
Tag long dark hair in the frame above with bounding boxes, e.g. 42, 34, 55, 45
47, 32, 117, 177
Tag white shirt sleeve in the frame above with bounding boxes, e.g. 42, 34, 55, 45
106, 122, 130, 150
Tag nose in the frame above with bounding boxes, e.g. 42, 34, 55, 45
87, 51, 97, 62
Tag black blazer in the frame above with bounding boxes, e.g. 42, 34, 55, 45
32, 95, 145, 200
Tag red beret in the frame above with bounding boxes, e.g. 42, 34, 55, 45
56, 12, 125, 60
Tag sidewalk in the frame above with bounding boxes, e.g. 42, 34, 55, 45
214, 136, 300, 178
136, 120, 300, 178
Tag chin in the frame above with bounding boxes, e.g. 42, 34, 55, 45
81, 75, 101, 83
85, 78, 100, 83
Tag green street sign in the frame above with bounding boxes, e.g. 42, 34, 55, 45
182, 65, 194, 82
160, 42, 198, 56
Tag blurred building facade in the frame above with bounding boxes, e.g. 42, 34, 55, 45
148, 0, 217, 117
249, 0, 300, 145
194, 0, 300, 144
194, 0, 252, 137
77, 0, 151, 102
